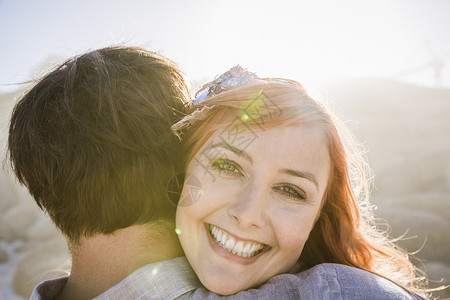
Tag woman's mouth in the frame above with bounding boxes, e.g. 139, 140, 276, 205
208, 224, 266, 258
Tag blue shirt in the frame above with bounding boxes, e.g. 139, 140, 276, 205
30, 257, 426, 299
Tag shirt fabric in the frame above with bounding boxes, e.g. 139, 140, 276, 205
29, 257, 200, 300
181, 263, 426, 300
30, 257, 426, 300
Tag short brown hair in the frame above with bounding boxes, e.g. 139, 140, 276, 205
8, 46, 190, 241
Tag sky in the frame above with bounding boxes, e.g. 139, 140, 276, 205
1, 0, 450, 94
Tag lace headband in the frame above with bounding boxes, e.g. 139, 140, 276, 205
193, 65, 260, 105
172, 65, 261, 139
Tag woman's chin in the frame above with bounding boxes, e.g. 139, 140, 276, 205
199, 273, 265, 296
205, 284, 244, 296
199, 276, 250, 296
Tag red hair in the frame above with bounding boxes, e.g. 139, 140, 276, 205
178, 79, 430, 297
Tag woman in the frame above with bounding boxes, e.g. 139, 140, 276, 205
173, 66, 430, 298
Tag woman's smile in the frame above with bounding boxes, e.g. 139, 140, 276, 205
176, 125, 330, 295
206, 223, 270, 263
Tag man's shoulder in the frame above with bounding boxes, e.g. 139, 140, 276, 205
29, 257, 199, 300
295, 263, 423, 299
29, 276, 68, 300
94, 256, 200, 300
180, 263, 423, 300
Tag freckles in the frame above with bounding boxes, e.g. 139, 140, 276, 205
277, 217, 308, 242
277, 212, 317, 244
287, 226, 310, 244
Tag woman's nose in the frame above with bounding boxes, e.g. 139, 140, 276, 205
227, 185, 267, 229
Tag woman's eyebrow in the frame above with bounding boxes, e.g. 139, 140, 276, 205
209, 142, 253, 164
281, 169, 319, 191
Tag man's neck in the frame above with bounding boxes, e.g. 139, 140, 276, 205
57, 221, 183, 300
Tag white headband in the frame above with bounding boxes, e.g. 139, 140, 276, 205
172, 65, 262, 139
193, 65, 260, 105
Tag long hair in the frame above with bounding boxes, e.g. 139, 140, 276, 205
177, 79, 430, 297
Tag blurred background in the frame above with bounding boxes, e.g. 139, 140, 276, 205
0, 0, 449, 298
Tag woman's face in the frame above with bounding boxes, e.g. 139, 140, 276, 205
176, 124, 330, 295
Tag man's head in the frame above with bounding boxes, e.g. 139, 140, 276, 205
8, 46, 190, 242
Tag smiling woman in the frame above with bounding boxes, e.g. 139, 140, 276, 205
177, 125, 329, 293
173, 66, 432, 298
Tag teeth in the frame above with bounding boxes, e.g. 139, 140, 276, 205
220, 233, 227, 245
216, 230, 222, 243
225, 238, 235, 250
234, 241, 243, 257
242, 244, 251, 258
209, 224, 265, 258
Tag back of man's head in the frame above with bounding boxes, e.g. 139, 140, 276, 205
8, 46, 190, 242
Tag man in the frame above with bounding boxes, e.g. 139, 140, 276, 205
8, 46, 199, 299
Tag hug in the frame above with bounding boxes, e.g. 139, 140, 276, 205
8, 46, 432, 299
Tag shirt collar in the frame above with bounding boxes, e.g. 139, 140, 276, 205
94, 256, 201, 300
30, 276, 69, 300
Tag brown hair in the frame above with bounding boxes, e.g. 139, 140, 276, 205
8, 46, 190, 242
178, 79, 430, 297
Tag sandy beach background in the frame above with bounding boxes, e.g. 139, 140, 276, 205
0, 78, 449, 299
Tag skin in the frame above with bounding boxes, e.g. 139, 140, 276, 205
176, 124, 330, 295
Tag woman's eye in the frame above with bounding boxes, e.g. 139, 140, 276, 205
211, 159, 242, 176
275, 185, 306, 201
